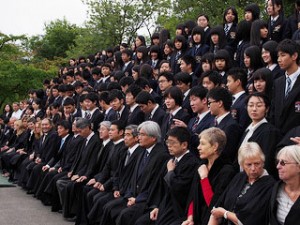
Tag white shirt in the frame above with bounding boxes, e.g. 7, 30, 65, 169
11, 109, 22, 119
128, 143, 139, 155
216, 112, 230, 125
240, 118, 268, 147
232, 91, 245, 105
85, 132, 95, 146
286, 67, 300, 91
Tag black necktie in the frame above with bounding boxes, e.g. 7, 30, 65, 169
117, 111, 121, 120
124, 150, 131, 166
192, 116, 200, 132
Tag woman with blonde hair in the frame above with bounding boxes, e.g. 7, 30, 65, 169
269, 145, 300, 225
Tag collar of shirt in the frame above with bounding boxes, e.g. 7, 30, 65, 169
220, 71, 225, 77
86, 132, 95, 144
113, 138, 124, 145
105, 107, 112, 115
204, 26, 209, 32
102, 76, 110, 82
271, 15, 279, 22
286, 67, 300, 88
130, 104, 139, 113
171, 106, 182, 116
198, 110, 210, 123
226, 23, 233, 30
89, 107, 98, 117
102, 138, 110, 147
128, 143, 139, 155
72, 109, 78, 116
62, 134, 69, 142
216, 112, 230, 124
124, 61, 131, 67
175, 150, 189, 163
247, 118, 268, 133
118, 105, 125, 117
74, 134, 79, 138
233, 91, 246, 104
150, 104, 159, 117
81, 109, 86, 116
267, 64, 277, 71
146, 144, 156, 155
184, 89, 191, 100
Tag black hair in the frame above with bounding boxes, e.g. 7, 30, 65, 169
167, 126, 191, 144
158, 72, 174, 83
244, 3, 260, 21
214, 49, 232, 71
107, 82, 122, 91
191, 26, 205, 45
223, 6, 239, 24
207, 87, 232, 111
277, 39, 300, 63
252, 68, 273, 100
262, 40, 279, 64
99, 91, 110, 105
227, 67, 248, 90
135, 91, 156, 104
189, 85, 208, 99
210, 25, 227, 50
84, 92, 99, 103
125, 84, 142, 98
135, 46, 149, 63
250, 20, 268, 47
181, 55, 196, 71
122, 49, 133, 59
134, 77, 151, 89
244, 45, 264, 70
108, 89, 124, 102
200, 70, 222, 86
139, 64, 153, 80
184, 20, 197, 35
119, 76, 134, 87
200, 53, 215, 69
136, 35, 146, 47
63, 97, 75, 106
163, 86, 183, 106
174, 72, 192, 86
174, 35, 188, 52
111, 120, 126, 132
236, 20, 252, 42
245, 92, 271, 109
57, 120, 71, 131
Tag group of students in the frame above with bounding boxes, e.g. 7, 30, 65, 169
1, 0, 300, 225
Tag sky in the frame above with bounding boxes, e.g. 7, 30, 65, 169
0, 0, 88, 36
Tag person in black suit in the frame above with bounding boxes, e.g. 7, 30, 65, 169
100, 63, 113, 85
161, 86, 191, 142
62, 97, 81, 125
100, 121, 170, 225
35, 120, 73, 201
26, 118, 60, 194
109, 89, 130, 125
223, 6, 238, 53
121, 49, 133, 77
179, 55, 198, 87
83, 92, 104, 133
174, 72, 193, 116
56, 118, 101, 219
99, 91, 117, 121
134, 77, 162, 105
173, 86, 214, 156
125, 84, 145, 125
136, 127, 199, 225
207, 87, 242, 162
77, 124, 141, 225
135, 91, 166, 127
226, 68, 251, 132
270, 39, 300, 135
196, 14, 211, 46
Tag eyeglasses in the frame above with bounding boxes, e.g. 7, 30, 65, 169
207, 100, 217, 106
165, 140, 180, 146
276, 159, 299, 166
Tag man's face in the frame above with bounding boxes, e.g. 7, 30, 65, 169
138, 128, 156, 148
77, 126, 90, 138
99, 125, 110, 140
124, 129, 138, 148
110, 98, 123, 111
109, 124, 123, 141
64, 105, 75, 115
57, 125, 69, 137
277, 51, 298, 71
41, 119, 52, 133
84, 99, 96, 111
12, 104, 19, 112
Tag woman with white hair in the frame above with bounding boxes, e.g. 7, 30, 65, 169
269, 145, 300, 225
208, 142, 275, 225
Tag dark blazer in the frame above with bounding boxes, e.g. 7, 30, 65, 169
188, 113, 215, 156
150, 91, 162, 105
72, 133, 101, 178
231, 92, 251, 132
269, 181, 300, 225
145, 106, 166, 127
156, 153, 200, 224
276, 125, 300, 150
270, 75, 300, 135
187, 156, 236, 225
127, 106, 145, 125
214, 113, 242, 162
225, 23, 238, 52
104, 108, 117, 122
271, 64, 284, 80
238, 122, 282, 177
268, 15, 287, 43
47, 134, 73, 168
122, 62, 133, 77
94, 140, 126, 191
182, 95, 193, 117
90, 108, 104, 133
59, 135, 85, 171
187, 44, 210, 77
161, 108, 191, 141
39, 129, 60, 163
216, 172, 275, 225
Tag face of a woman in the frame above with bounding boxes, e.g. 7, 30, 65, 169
244, 11, 253, 21
244, 54, 251, 68
261, 48, 272, 64
276, 154, 300, 182
260, 27, 268, 39
225, 9, 235, 23
242, 156, 264, 181
197, 16, 208, 28
266, 0, 281, 16
135, 37, 143, 47
5, 105, 10, 112
164, 96, 176, 110
198, 135, 217, 159
164, 44, 172, 55
174, 41, 183, 50
247, 96, 268, 123
211, 34, 219, 45
254, 79, 267, 93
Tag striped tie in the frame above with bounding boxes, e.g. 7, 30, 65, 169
285, 76, 292, 98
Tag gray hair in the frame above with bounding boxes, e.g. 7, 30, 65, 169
138, 121, 161, 142
277, 145, 300, 164
238, 142, 265, 166
75, 118, 91, 129
100, 121, 112, 130
199, 127, 227, 154
126, 124, 139, 137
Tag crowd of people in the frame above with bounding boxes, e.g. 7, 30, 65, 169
1, 0, 300, 224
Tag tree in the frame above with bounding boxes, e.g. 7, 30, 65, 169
30, 18, 81, 60
67, 0, 170, 57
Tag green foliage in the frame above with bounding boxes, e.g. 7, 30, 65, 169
30, 19, 81, 60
